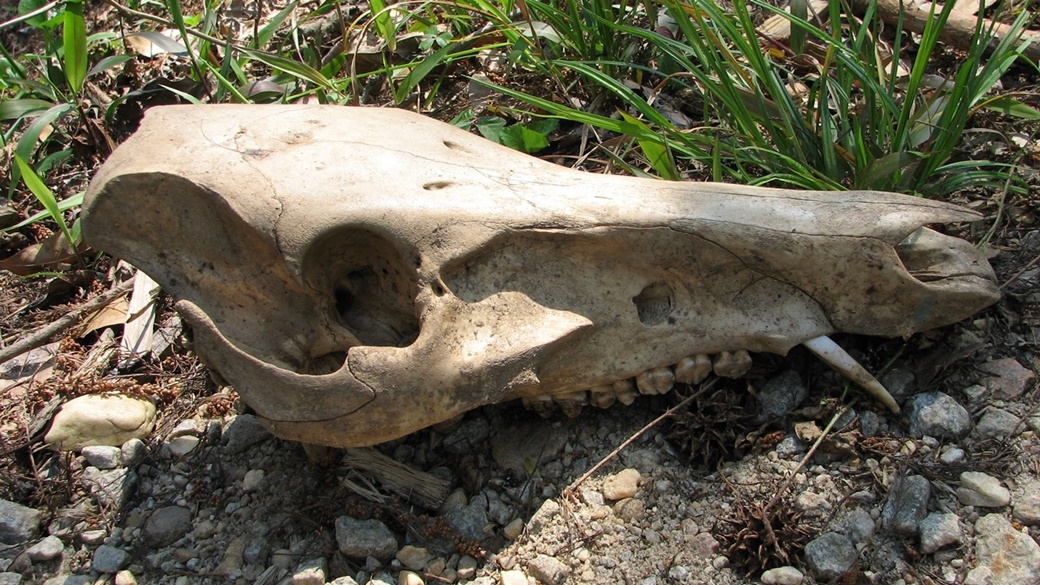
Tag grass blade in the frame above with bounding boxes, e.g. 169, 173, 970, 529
14, 154, 81, 258
62, 0, 87, 95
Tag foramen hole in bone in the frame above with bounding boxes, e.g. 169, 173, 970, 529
82, 105, 1000, 447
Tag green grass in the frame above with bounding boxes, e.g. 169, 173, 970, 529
2, 0, 1038, 274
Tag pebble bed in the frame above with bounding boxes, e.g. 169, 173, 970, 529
1, 353, 1038, 585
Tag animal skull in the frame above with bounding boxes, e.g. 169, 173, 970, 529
83, 105, 999, 447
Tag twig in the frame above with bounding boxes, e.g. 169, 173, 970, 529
100, 0, 229, 46
1000, 250, 1040, 290
0, 0, 61, 31
0, 280, 134, 367
763, 402, 851, 514
563, 378, 717, 497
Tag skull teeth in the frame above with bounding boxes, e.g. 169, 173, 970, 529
802, 335, 900, 413
712, 350, 752, 378
636, 367, 676, 395
612, 379, 638, 405
590, 385, 616, 409
675, 354, 712, 384
554, 390, 587, 418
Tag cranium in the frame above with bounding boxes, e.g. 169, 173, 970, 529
83, 105, 999, 447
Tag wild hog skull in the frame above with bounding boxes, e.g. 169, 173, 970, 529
83, 105, 999, 447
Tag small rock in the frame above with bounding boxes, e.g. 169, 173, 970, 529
396, 546, 433, 572
602, 468, 641, 500
42, 576, 92, 585
0, 498, 41, 544
978, 358, 1035, 399
335, 517, 397, 561
833, 508, 876, 544
757, 370, 808, 420
81, 445, 123, 469
243, 537, 270, 565
142, 505, 193, 547
905, 392, 971, 439
804, 532, 857, 580
222, 414, 272, 454
457, 555, 479, 580
114, 570, 137, 585
445, 498, 488, 542
80, 530, 106, 545
242, 469, 265, 492
761, 566, 804, 585
503, 518, 524, 540
215, 534, 249, 575
687, 532, 719, 559
974, 408, 1022, 438
490, 421, 568, 478
526, 554, 569, 585
1011, 476, 1040, 525
82, 467, 137, 508
879, 368, 915, 403
120, 438, 147, 467
939, 447, 965, 464
271, 549, 294, 570
614, 498, 645, 522
26, 535, 64, 561
93, 544, 131, 573
957, 471, 1010, 507
918, 512, 960, 554
328, 578, 359, 585
968, 513, 1040, 585
166, 436, 199, 458
397, 571, 424, 585
44, 395, 156, 451
292, 557, 326, 585
882, 475, 931, 535
443, 417, 490, 455
500, 570, 528, 585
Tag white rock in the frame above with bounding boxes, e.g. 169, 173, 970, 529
457, 555, 478, 580
761, 566, 804, 585
500, 570, 528, 585
44, 395, 156, 451
957, 471, 1010, 507
602, 468, 641, 501
26, 535, 64, 561
918, 512, 960, 554
396, 545, 433, 572
397, 571, 424, 585
291, 557, 326, 585
115, 570, 138, 585
81, 445, 123, 469
971, 513, 1040, 585
503, 518, 524, 540
241, 469, 264, 492
166, 436, 200, 458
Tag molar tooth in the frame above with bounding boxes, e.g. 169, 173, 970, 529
525, 395, 556, 418
802, 335, 900, 413
555, 390, 588, 418
636, 368, 674, 395
713, 350, 752, 378
590, 385, 616, 409
675, 354, 712, 384
613, 379, 637, 405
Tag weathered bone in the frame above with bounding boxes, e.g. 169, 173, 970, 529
82, 105, 1000, 447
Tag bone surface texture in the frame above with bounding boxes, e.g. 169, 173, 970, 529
82, 105, 1000, 447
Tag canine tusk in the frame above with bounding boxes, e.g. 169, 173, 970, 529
802, 335, 900, 413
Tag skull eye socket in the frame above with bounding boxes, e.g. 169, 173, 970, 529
303, 228, 420, 348
633, 282, 673, 326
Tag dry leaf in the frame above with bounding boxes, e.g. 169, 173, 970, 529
0, 231, 80, 276
75, 296, 130, 337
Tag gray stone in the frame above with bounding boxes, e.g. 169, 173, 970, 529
120, 438, 147, 467
334, 517, 397, 561
445, 498, 488, 542
0, 499, 41, 544
957, 471, 1010, 507
26, 535, 64, 561
804, 532, 857, 580
526, 553, 570, 585
0, 572, 23, 585
918, 512, 960, 554
490, 420, 568, 478
774, 435, 806, 458
142, 506, 193, 547
761, 566, 803, 585
243, 536, 270, 565
974, 408, 1022, 438
443, 417, 490, 455
82, 467, 137, 508
756, 370, 807, 421
882, 475, 931, 536
93, 544, 131, 573
222, 414, 272, 454
978, 358, 1035, 399
42, 576, 93, 585
395, 546, 432, 572
1011, 476, 1040, 525
328, 578, 359, 585
833, 507, 876, 544
291, 557, 326, 585
858, 411, 881, 437
905, 392, 971, 439
457, 555, 478, 580
967, 513, 1040, 585
44, 394, 156, 451
879, 368, 915, 403
82, 445, 123, 469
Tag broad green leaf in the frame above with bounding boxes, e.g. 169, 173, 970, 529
10, 103, 74, 196
14, 154, 79, 250
369, 0, 397, 52
244, 49, 333, 90
63, 0, 87, 95
4, 191, 83, 232
619, 112, 679, 180
87, 55, 133, 79
982, 96, 1040, 120
256, 0, 297, 49
18, 0, 54, 29
0, 98, 54, 120
393, 42, 456, 105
